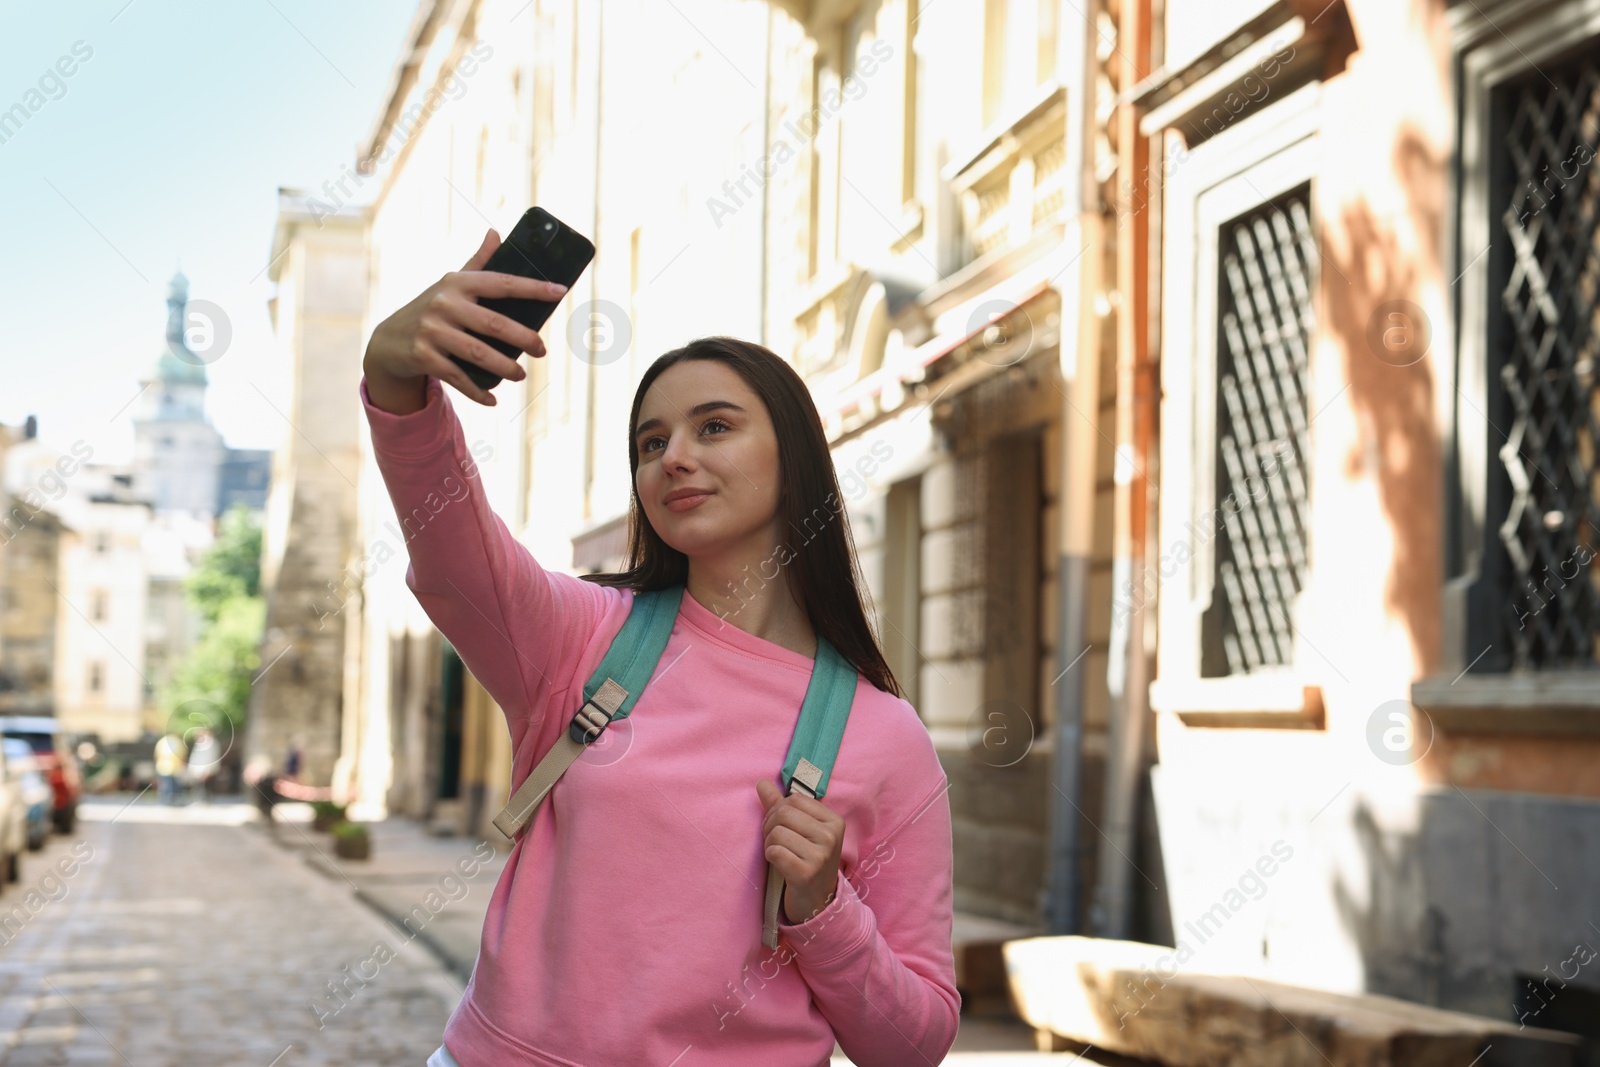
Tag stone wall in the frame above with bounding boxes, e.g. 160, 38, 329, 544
249, 201, 366, 784
1151, 767, 1600, 1024
0, 511, 62, 716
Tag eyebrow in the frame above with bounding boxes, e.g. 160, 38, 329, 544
634, 401, 747, 440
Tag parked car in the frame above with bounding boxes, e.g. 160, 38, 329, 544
3, 739, 52, 851
0, 717, 82, 833
0, 744, 25, 883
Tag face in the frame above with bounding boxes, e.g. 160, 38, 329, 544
634, 360, 784, 560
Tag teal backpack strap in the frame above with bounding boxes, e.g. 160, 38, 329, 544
491, 583, 683, 840
573, 583, 683, 732
778, 635, 856, 799
762, 633, 858, 948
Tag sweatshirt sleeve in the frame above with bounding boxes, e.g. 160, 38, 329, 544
359, 374, 613, 745
778, 770, 960, 1067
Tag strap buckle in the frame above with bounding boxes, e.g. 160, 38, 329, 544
568, 677, 628, 745
568, 703, 609, 744
787, 756, 824, 799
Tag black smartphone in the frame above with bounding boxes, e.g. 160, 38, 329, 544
453, 206, 595, 390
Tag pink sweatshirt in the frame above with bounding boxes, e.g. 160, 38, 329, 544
361, 374, 960, 1067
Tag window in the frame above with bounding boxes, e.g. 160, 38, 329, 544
883, 477, 924, 711
1150, 80, 1323, 721
94, 531, 110, 554
87, 661, 103, 694
1201, 184, 1316, 677
1445, 0, 1600, 697
91, 589, 108, 623
807, 47, 835, 278
981, 0, 1058, 131
947, 0, 1069, 272
1477, 42, 1600, 671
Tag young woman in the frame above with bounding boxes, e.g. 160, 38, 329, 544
362, 228, 959, 1067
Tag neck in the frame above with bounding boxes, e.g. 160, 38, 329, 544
686, 552, 816, 660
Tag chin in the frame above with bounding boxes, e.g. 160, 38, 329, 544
653, 514, 743, 559
660, 529, 720, 557
645, 511, 702, 545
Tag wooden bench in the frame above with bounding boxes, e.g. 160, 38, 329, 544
952, 911, 1045, 1017
1003, 936, 1581, 1067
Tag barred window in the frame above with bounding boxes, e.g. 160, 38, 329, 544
1201, 183, 1316, 677
1482, 44, 1600, 671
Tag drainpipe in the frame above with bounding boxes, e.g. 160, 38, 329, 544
1044, 0, 1102, 937
1092, 0, 1154, 940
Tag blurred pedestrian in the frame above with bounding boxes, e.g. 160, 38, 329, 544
154, 733, 187, 805
243, 755, 280, 836
186, 728, 221, 803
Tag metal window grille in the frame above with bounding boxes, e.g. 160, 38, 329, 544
1483, 45, 1600, 671
1201, 184, 1316, 677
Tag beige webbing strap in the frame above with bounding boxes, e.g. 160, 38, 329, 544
760, 864, 787, 950
761, 757, 824, 949
491, 678, 628, 840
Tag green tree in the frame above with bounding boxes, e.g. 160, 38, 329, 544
183, 504, 262, 621
158, 503, 264, 742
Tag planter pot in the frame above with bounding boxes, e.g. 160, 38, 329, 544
334, 834, 370, 860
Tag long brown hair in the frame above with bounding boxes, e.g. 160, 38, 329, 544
579, 336, 903, 698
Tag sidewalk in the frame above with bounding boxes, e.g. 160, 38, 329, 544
263, 803, 1127, 1065
263, 803, 506, 984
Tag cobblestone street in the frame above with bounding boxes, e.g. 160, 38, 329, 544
0, 796, 463, 1067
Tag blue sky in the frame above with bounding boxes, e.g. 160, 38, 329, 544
1, 0, 419, 465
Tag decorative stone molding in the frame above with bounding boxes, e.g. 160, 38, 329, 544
1130, 0, 1353, 149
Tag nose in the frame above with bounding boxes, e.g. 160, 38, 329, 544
658, 426, 698, 471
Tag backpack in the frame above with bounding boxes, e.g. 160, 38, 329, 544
490, 582, 859, 948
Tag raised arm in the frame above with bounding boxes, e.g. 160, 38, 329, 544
360, 229, 614, 743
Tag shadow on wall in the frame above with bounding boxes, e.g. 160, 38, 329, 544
1331, 790, 1600, 1057
1150, 767, 1600, 1053
1318, 123, 1446, 681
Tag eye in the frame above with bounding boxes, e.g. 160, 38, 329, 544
640, 419, 731, 454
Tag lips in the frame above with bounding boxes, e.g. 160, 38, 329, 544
663, 487, 714, 504
664, 490, 713, 512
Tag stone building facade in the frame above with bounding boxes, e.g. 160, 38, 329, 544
0, 420, 65, 719
46, 475, 151, 742
1125, 0, 1600, 1033
247, 195, 368, 785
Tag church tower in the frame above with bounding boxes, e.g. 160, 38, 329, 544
131, 270, 226, 518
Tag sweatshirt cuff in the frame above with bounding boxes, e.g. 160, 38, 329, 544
360, 374, 455, 459
780, 868, 873, 966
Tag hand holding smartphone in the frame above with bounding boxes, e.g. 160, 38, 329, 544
451, 207, 596, 391
361, 207, 595, 414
